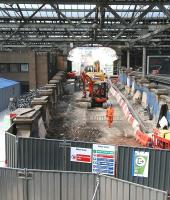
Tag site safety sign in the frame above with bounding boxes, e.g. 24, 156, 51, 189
132, 151, 149, 178
92, 144, 115, 175
70, 147, 92, 163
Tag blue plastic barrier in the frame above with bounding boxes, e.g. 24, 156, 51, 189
166, 111, 170, 126
149, 93, 160, 119
146, 90, 153, 107
134, 83, 143, 93
118, 73, 127, 85
127, 76, 132, 87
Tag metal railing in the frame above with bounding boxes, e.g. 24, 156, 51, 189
0, 168, 167, 200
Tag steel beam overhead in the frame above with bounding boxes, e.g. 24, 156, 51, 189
0, 1, 168, 50
131, 24, 170, 43
157, 4, 170, 19
16, 4, 25, 20
113, 3, 156, 40
107, 5, 128, 26
50, 4, 75, 27
76, 7, 97, 27
0, 1, 169, 5
3, 4, 46, 43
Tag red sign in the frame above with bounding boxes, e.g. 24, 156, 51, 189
76, 154, 91, 162
71, 147, 92, 163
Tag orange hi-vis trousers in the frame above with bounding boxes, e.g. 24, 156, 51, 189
106, 107, 114, 128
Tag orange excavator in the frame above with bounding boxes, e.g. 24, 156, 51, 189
80, 71, 108, 107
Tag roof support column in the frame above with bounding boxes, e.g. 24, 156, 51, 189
142, 46, 146, 77
115, 48, 123, 74
64, 55, 68, 71
115, 54, 122, 75
127, 49, 130, 69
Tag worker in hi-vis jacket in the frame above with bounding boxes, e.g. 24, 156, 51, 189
106, 103, 114, 128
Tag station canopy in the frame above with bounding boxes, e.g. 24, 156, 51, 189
0, 0, 169, 52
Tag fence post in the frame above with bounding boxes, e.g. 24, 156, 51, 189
15, 136, 18, 168
18, 168, 33, 200
59, 140, 71, 170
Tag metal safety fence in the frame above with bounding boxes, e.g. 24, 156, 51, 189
117, 146, 170, 195
100, 175, 167, 200
5, 132, 170, 195
6, 132, 93, 172
0, 168, 167, 200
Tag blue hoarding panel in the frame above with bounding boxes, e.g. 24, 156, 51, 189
0, 78, 20, 111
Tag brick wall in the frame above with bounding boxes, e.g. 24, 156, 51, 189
57, 55, 67, 71
0, 50, 35, 89
0, 50, 66, 89
35, 52, 48, 87
28, 51, 37, 89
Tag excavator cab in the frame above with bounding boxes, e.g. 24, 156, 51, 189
81, 72, 108, 107
91, 81, 108, 108
84, 63, 105, 82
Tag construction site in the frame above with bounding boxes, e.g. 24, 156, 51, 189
0, 1, 170, 200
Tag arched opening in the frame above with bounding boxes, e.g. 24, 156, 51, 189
67, 47, 118, 75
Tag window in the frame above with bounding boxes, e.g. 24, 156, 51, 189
0, 63, 29, 73
0, 64, 10, 72
10, 64, 20, 72
21, 64, 29, 72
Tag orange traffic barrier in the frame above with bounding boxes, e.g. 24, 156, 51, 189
135, 129, 151, 146
153, 134, 170, 149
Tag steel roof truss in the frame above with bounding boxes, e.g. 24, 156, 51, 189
76, 6, 97, 27
157, 4, 170, 19
16, 4, 25, 20
113, 3, 156, 40
50, 3, 75, 27
130, 24, 170, 44
107, 5, 128, 26
2, 4, 45, 44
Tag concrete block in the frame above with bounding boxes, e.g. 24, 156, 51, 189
150, 89, 168, 95
52, 75, 62, 81
49, 79, 59, 85
133, 90, 142, 103
160, 95, 170, 108
137, 78, 149, 85
125, 85, 131, 95
142, 91, 147, 108
45, 84, 57, 105
38, 117, 47, 138
64, 83, 75, 94
49, 80, 61, 100
160, 95, 170, 103
143, 83, 157, 89
31, 96, 50, 128
13, 107, 41, 137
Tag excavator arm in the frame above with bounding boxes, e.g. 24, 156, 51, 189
80, 72, 94, 97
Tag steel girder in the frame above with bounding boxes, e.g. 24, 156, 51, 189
0, 1, 168, 51
0, 0, 169, 5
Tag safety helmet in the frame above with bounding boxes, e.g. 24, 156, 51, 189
108, 102, 112, 107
